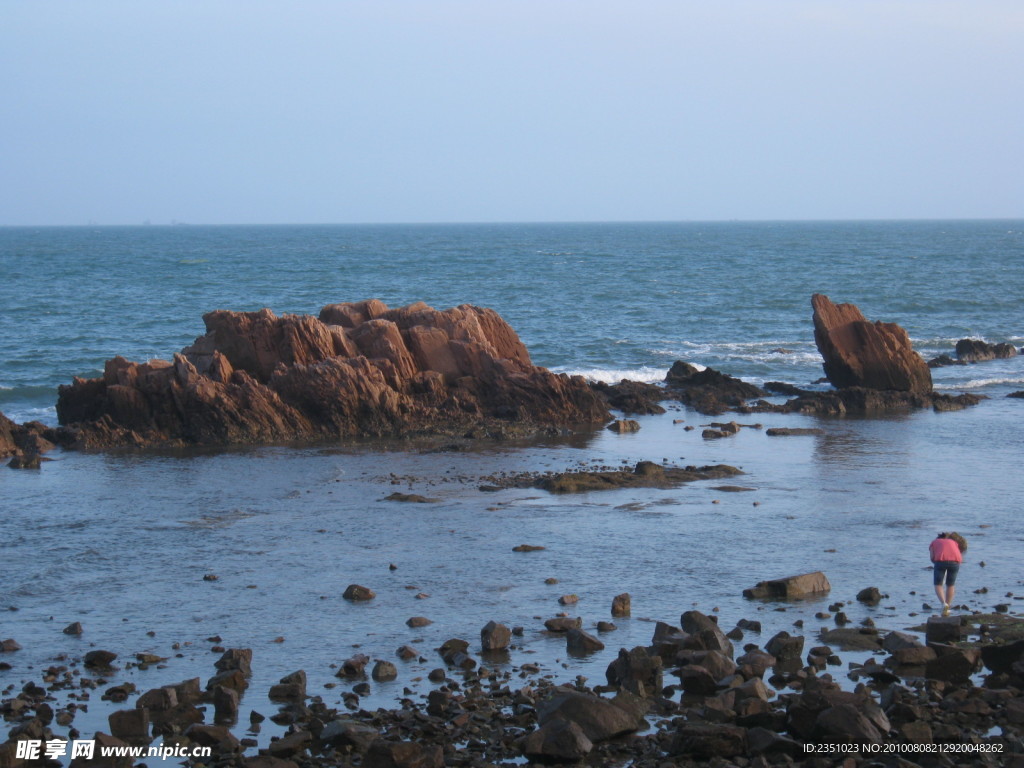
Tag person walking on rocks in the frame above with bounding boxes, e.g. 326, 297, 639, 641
929, 532, 964, 616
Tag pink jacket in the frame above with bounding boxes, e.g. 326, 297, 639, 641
929, 537, 962, 563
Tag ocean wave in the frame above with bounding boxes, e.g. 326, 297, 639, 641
551, 366, 671, 384
0, 384, 58, 399
1, 405, 57, 425
914, 335, 1024, 348
953, 376, 1024, 390
647, 340, 820, 365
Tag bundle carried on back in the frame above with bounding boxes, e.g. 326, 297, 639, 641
948, 532, 968, 553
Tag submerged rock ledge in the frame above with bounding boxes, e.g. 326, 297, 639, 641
52, 300, 611, 449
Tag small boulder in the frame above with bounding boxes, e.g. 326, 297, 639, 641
362, 740, 443, 768
566, 628, 605, 656
215, 648, 253, 675
108, 708, 151, 745
537, 687, 643, 742
764, 632, 804, 662
925, 615, 965, 644
856, 586, 882, 604
84, 649, 118, 667
343, 584, 376, 601
519, 719, 593, 762
611, 593, 631, 617
606, 419, 640, 433
545, 617, 582, 633
481, 621, 511, 652
743, 572, 831, 600
371, 661, 398, 682
669, 723, 747, 759
212, 685, 239, 725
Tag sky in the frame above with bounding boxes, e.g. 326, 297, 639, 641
2, 1, 1022, 225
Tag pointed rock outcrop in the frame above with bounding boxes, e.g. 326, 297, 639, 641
811, 294, 932, 394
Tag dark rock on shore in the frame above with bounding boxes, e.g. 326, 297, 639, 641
811, 293, 932, 394
7, 601, 1024, 768
927, 352, 962, 368
764, 427, 824, 436
743, 572, 831, 600
535, 462, 742, 493
0, 413, 17, 458
343, 585, 376, 602
53, 301, 611, 449
1, 412, 59, 467
768, 386, 982, 416
611, 593, 631, 618
763, 381, 812, 396
956, 338, 1019, 363
83, 650, 118, 667
606, 419, 640, 433
665, 361, 766, 415
931, 339, 1019, 367
590, 379, 666, 415
382, 492, 437, 503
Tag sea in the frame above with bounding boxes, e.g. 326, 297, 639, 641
1, 221, 1023, 745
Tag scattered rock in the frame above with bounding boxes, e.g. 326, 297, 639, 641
84, 649, 118, 667
955, 338, 1018, 363
665, 361, 766, 415
362, 739, 444, 768
611, 593, 631, 617
519, 718, 593, 762
481, 621, 511, 652
606, 419, 640, 433
343, 584, 376, 601
545, 617, 582, 633
8, 453, 42, 469
856, 586, 883, 604
536, 687, 644, 742
108, 708, 151, 745
590, 379, 666, 415
926, 615, 966, 644
537, 462, 742, 494
566, 628, 605, 656
371, 661, 398, 682
383, 492, 438, 503
743, 571, 831, 600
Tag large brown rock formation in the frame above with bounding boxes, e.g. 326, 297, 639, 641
811, 294, 932, 394
55, 301, 610, 448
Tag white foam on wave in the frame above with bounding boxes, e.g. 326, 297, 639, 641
954, 376, 1024, 390
3, 405, 57, 425
552, 366, 672, 384
647, 340, 820, 365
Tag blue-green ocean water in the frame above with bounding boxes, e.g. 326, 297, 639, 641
2, 221, 1023, 421
1, 221, 1023, 746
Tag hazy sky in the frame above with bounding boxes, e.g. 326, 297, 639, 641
3, 1, 1022, 224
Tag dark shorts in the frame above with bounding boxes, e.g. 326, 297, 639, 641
933, 561, 960, 586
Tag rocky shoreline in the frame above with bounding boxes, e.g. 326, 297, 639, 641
3, 573, 1024, 768
4, 293, 1018, 466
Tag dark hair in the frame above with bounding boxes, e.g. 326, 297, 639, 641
937, 532, 948, 538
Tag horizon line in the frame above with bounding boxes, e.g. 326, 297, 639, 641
1, 216, 1023, 228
